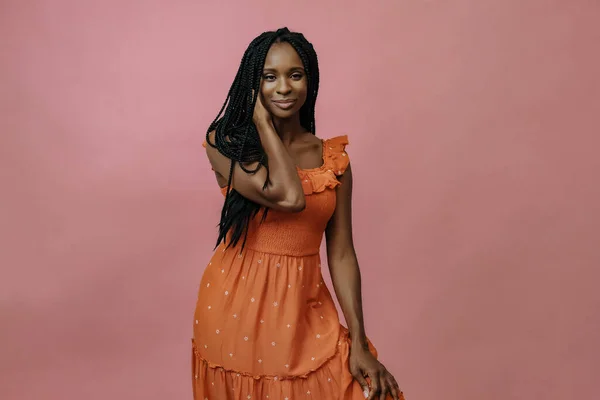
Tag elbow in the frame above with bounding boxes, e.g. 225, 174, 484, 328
287, 199, 306, 213
278, 192, 306, 213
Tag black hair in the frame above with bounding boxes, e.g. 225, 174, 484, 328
205, 27, 320, 251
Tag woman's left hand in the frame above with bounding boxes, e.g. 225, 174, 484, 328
348, 345, 403, 400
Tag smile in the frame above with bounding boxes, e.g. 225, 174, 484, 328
272, 99, 296, 110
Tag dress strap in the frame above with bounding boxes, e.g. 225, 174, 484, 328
298, 135, 350, 195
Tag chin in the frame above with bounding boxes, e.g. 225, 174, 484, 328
270, 108, 300, 120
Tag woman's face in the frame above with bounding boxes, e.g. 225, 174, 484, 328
260, 42, 308, 120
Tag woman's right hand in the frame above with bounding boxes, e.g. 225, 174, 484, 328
252, 90, 273, 127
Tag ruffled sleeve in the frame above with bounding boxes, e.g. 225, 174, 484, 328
299, 135, 350, 195
324, 135, 350, 177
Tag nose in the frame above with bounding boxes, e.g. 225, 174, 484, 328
276, 78, 292, 95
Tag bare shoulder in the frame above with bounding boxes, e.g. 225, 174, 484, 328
298, 132, 323, 151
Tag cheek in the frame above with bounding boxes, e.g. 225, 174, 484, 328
297, 87, 308, 108
294, 81, 308, 98
260, 82, 273, 98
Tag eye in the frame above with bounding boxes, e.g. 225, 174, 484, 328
263, 75, 276, 81
291, 73, 304, 80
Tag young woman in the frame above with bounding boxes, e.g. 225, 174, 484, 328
194, 27, 405, 400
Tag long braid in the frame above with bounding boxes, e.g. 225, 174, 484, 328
205, 28, 320, 250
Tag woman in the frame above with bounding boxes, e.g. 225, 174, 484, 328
194, 27, 405, 400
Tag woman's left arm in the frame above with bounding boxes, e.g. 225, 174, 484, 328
325, 162, 403, 400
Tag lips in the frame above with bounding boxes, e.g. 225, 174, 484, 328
272, 99, 296, 110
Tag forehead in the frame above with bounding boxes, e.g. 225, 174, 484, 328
263, 42, 303, 69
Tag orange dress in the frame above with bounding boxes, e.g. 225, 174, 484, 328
193, 135, 402, 399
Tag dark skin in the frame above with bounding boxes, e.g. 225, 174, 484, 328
206, 42, 402, 400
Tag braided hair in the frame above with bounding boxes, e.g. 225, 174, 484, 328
205, 27, 320, 251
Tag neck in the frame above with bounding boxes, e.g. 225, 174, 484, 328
272, 115, 306, 145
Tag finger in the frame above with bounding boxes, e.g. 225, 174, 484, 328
386, 376, 400, 400
353, 369, 369, 395
379, 374, 389, 400
367, 372, 381, 400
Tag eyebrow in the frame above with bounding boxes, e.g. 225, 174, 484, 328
262, 67, 305, 73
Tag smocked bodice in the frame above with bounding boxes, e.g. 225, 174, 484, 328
205, 135, 350, 256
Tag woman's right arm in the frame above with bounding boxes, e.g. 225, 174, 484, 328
205, 124, 305, 212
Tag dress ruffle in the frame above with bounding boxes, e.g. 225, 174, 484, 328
299, 135, 350, 196
192, 325, 403, 399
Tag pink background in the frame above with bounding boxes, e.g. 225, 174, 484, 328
1, 1, 599, 399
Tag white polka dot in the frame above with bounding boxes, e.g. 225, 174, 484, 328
229, 353, 233, 357
216, 329, 220, 334
195, 375, 198, 379
204, 344, 208, 348
272, 342, 276, 346
276, 263, 281, 268
298, 266, 303, 271
242, 276, 245, 280
233, 314, 237, 318
328, 377, 331, 382
209, 262, 212, 265
342, 153, 346, 156
206, 283, 210, 287
311, 356, 315, 361
195, 320, 198, 324
208, 306, 211, 310
287, 324, 291, 328
225, 290, 229, 296
257, 259, 262, 264
221, 269, 225, 273
285, 364, 289, 368
274, 376, 278, 381
238, 253, 243, 258
244, 336, 249, 341
273, 301, 278, 307
307, 390, 311, 394
251, 297, 255, 302
320, 315, 324, 319
260, 319, 264, 324
288, 284, 291, 288
258, 359, 262, 363
316, 334, 321, 339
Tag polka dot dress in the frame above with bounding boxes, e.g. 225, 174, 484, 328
194, 136, 402, 399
